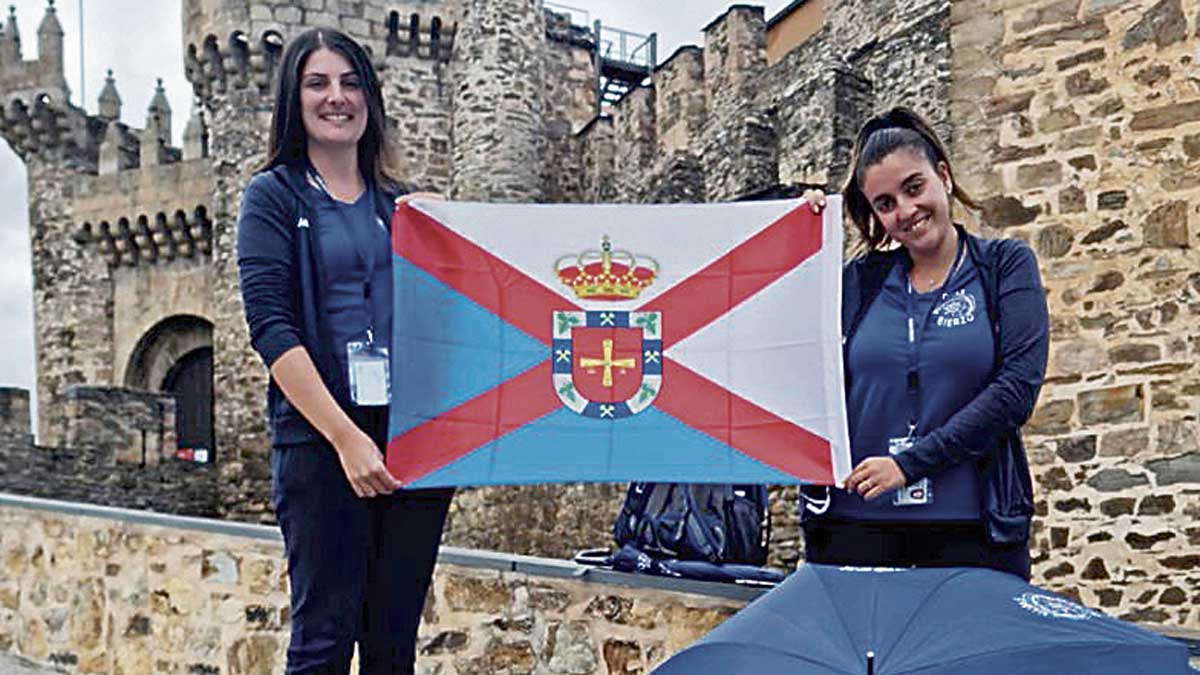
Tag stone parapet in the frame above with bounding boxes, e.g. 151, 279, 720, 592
1, 493, 1196, 673
0, 494, 746, 674
0, 442, 217, 519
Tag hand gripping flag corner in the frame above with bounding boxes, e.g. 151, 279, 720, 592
387, 197, 851, 488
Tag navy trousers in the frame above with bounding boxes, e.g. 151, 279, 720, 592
272, 407, 454, 674
802, 519, 1031, 580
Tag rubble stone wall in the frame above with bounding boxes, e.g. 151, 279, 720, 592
950, 0, 1200, 626
0, 496, 744, 674
26, 159, 114, 449
0, 397, 218, 517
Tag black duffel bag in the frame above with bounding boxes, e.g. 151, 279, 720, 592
612, 482, 771, 565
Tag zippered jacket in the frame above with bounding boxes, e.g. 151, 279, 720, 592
236, 162, 403, 446
834, 225, 1049, 545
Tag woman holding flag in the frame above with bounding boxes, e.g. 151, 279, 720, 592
802, 107, 1049, 579
236, 28, 453, 674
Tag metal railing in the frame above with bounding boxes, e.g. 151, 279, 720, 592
594, 21, 656, 69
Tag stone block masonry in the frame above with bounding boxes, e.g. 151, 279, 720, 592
0, 495, 749, 674
951, 0, 1200, 626
1, 494, 1196, 672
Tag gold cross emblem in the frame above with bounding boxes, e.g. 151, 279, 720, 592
579, 339, 636, 388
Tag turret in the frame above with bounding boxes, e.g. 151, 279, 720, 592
36, 0, 63, 74
0, 6, 21, 64
147, 77, 171, 145
97, 69, 121, 122
181, 101, 206, 160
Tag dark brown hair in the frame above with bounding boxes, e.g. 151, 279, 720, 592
841, 107, 978, 252
260, 28, 400, 187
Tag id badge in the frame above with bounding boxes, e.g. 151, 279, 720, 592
346, 341, 390, 406
888, 436, 932, 506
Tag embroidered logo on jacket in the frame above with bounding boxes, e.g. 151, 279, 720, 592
932, 289, 977, 328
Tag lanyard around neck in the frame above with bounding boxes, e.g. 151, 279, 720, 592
901, 235, 965, 435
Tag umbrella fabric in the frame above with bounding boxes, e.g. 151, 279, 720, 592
653, 564, 1192, 675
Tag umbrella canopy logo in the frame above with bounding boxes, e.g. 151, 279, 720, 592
1014, 592, 1100, 621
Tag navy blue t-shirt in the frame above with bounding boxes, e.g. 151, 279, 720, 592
830, 249, 994, 521
313, 180, 392, 385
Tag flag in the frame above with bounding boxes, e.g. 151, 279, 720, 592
387, 197, 851, 488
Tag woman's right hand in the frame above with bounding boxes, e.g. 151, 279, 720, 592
331, 424, 402, 498
803, 189, 827, 214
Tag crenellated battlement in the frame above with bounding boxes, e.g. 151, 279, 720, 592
0, 71, 201, 179
384, 11, 457, 61
0, 2, 69, 106
0, 90, 96, 165
183, 9, 461, 105
184, 29, 285, 102
75, 205, 213, 269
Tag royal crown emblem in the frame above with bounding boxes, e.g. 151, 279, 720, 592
555, 236, 658, 301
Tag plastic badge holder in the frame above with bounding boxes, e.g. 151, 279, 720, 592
347, 340, 390, 406
888, 436, 932, 506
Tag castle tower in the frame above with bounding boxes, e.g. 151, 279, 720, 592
701, 7, 776, 200
182, 102, 206, 160
0, 3, 112, 446
36, 0, 63, 78
449, 0, 546, 201
96, 69, 121, 121
0, 6, 20, 64
147, 77, 172, 144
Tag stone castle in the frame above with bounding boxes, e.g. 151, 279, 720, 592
0, 0, 1196, 639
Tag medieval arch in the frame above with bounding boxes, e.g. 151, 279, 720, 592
124, 315, 214, 455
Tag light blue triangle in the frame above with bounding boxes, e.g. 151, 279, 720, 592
404, 406, 803, 487
390, 256, 548, 439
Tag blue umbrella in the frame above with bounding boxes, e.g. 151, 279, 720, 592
653, 564, 1192, 674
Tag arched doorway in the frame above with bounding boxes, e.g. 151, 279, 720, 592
161, 346, 214, 458
124, 315, 214, 461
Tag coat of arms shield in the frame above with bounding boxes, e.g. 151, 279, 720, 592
552, 310, 662, 419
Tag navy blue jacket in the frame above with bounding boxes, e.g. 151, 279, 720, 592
818, 225, 1049, 546
237, 162, 403, 446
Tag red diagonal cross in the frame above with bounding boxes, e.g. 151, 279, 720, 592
387, 204, 834, 484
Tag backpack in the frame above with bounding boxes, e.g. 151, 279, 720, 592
613, 483, 771, 565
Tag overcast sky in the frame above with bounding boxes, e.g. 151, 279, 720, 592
0, 0, 788, 412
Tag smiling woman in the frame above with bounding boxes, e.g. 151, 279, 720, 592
236, 28, 452, 675
800, 107, 1050, 581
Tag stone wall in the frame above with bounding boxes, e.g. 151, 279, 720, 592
381, 52, 453, 194
26, 158, 115, 449
542, 12, 597, 203
449, 0, 546, 202
701, 7, 778, 202
0, 495, 746, 674
0, 395, 218, 517
950, 0, 1200, 625
3, 495, 1196, 673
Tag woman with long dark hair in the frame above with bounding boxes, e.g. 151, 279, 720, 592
802, 107, 1049, 579
236, 28, 453, 673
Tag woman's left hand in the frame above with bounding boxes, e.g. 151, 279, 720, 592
845, 457, 907, 501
